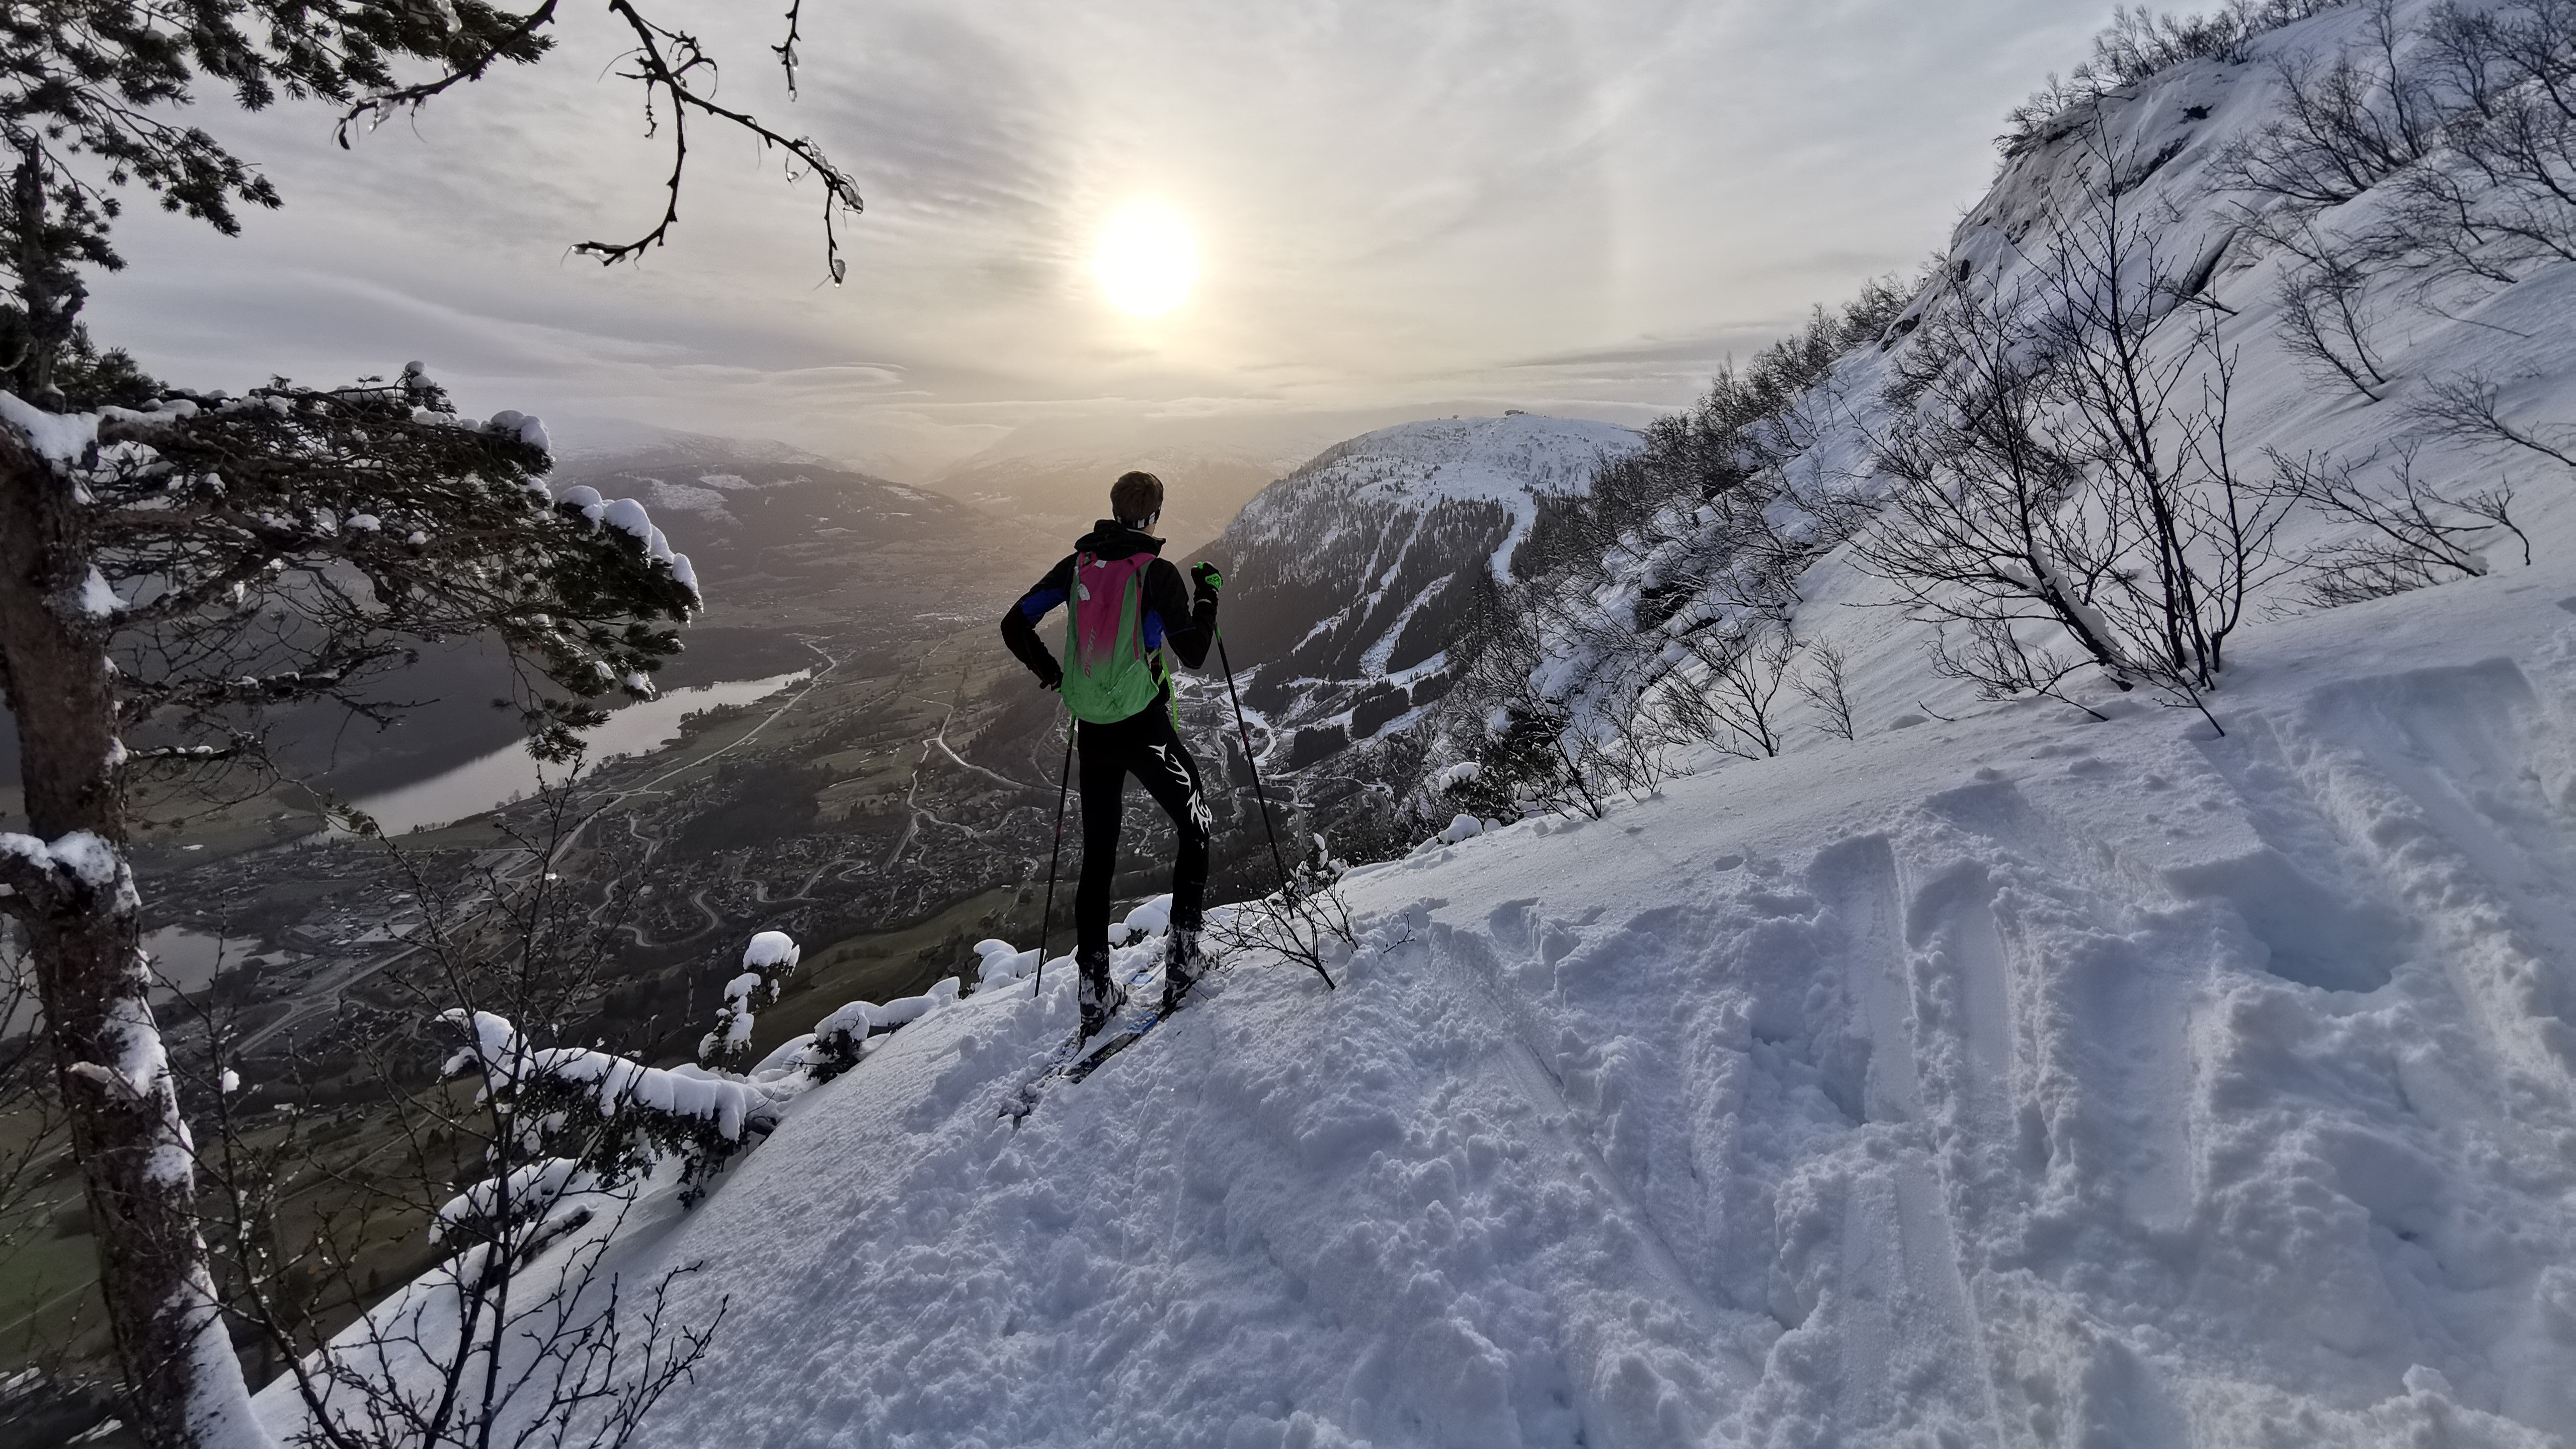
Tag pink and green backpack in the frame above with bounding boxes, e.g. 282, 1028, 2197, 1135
1061, 550, 1165, 723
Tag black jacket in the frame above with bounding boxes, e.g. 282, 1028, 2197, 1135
1000, 521, 1217, 702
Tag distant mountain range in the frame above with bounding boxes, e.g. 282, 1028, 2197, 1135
932, 447, 1282, 557
213, 437, 1053, 805
922, 407, 1489, 555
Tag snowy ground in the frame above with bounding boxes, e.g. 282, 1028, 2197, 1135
423, 545, 2576, 1449
252, 4, 2576, 1441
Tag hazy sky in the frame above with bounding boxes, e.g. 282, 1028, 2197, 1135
84, 0, 2115, 480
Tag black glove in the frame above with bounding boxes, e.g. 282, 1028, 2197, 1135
1036, 662, 1063, 692
1191, 561, 1225, 599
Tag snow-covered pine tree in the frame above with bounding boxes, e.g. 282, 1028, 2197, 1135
699, 931, 803, 1074
0, 3, 860, 1442
0, 364, 708, 1447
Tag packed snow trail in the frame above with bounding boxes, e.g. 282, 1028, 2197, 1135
496, 565, 2576, 1449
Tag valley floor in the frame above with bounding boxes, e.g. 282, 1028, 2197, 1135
307, 553, 2576, 1448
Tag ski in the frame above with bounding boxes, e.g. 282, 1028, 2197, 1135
1063, 958, 1229, 1084
1062, 1019, 1158, 1083
998, 962, 1162, 1121
999, 959, 1215, 1120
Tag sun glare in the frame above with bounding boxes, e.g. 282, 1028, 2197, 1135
1093, 203, 1198, 317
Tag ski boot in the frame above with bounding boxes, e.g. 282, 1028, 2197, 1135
1160, 926, 1203, 1015
1077, 946, 1123, 1040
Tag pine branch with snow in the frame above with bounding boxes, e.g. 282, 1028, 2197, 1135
697, 932, 802, 1075
442, 1008, 782, 1201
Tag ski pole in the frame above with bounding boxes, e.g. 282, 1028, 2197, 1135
1216, 632, 1333, 991
1216, 632, 1291, 893
1033, 719, 1074, 999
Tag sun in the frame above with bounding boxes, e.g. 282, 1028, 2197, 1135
1093, 202, 1198, 316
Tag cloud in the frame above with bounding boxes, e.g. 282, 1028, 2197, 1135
74, 0, 2116, 479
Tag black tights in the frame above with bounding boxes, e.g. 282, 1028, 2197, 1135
1075, 702, 1210, 969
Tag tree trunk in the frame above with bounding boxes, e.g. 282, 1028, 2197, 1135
0, 426, 268, 1447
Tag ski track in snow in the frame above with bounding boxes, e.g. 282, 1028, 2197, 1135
346, 568, 2576, 1449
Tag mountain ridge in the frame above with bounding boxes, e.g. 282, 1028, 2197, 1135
1199, 413, 1641, 767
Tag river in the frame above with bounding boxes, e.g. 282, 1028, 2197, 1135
1, 923, 252, 1032
0, 671, 812, 1030
350, 671, 810, 836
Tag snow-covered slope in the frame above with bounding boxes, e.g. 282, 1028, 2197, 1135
485, 557, 2576, 1449
1204, 415, 1640, 766
1354, 0, 2576, 830
256, 4, 2576, 1444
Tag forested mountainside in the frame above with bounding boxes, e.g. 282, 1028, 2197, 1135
1197, 415, 1641, 769
1278, 0, 2576, 850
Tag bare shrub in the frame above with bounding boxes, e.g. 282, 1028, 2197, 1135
1440, 580, 1613, 823
1862, 129, 2292, 733
1799, 641, 1860, 741
2276, 444, 2532, 604
2213, 2, 2440, 210
1660, 627, 1800, 760
2393, 0, 2576, 279
1206, 835, 1357, 990
2415, 371, 2576, 470
2272, 230, 2398, 399
1859, 286, 2133, 715
2218, 0, 2576, 292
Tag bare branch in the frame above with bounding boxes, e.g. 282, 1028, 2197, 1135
2414, 372, 2576, 471
576, 0, 864, 282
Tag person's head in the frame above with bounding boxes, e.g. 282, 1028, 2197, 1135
1109, 470, 1165, 531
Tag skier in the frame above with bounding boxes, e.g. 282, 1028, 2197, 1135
1001, 470, 1225, 1039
